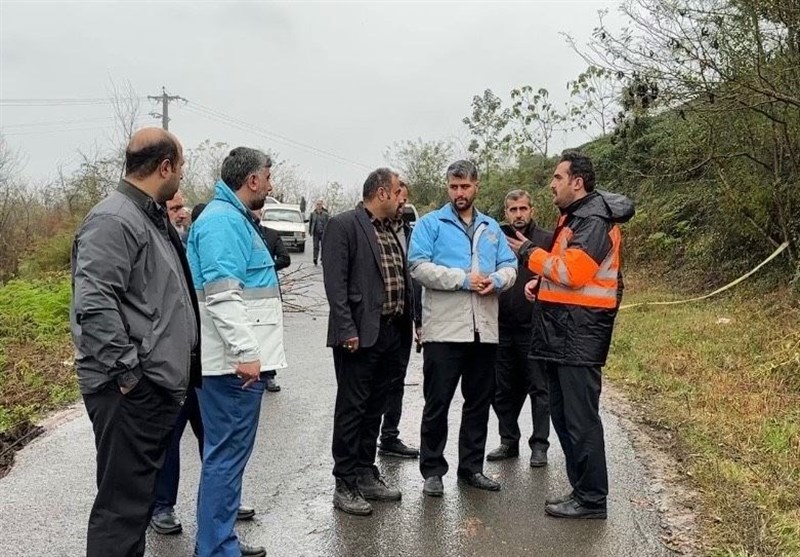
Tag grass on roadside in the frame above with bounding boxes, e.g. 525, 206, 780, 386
0, 275, 76, 434
608, 274, 800, 557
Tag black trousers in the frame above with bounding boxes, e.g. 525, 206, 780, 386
153, 386, 203, 514
83, 377, 181, 557
492, 327, 550, 451
419, 340, 497, 478
332, 318, 404, 484
313, 232, 323, 261
538, 361, 608, 508
379, 344, 411, 443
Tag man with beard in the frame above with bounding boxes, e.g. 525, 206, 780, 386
150, 193, 257, 538
408, 160, 517, 497
486, 189, 552, 467
165, 189, 191, 244
322, 168, 413, 515
188, 147, 287, 557
508, 151, 635, 519
71, 128, 200, 557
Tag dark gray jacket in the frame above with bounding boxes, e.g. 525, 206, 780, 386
309, 208, 330, 237
70, 180, 200, 402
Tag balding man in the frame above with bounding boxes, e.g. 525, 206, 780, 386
71, 128, 201, 557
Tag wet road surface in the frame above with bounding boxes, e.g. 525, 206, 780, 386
0, 246, 672, 557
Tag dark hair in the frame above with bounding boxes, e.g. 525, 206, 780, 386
362, 168, 397, 200
446, 160, 479, 181
191, 203, 207, 222
125, 137, 179, 178
560, 151, 595, 192
220, 147, 272, 191
504, 189, 531, 207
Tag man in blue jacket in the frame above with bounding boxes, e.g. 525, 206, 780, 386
408, 160, 517, 497
188, 147, 287, 557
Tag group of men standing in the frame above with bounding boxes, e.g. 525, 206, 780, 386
322, 154, 634, 520
69, 125, 633, 557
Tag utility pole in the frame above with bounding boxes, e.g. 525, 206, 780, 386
147, 86, 186, 130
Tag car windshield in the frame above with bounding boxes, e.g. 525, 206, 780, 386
263, 209, 303, 223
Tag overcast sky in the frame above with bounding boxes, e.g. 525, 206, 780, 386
1, 0, 623, 194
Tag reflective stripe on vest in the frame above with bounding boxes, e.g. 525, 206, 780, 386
537, 224, 621, 309
195, 285, 281, 302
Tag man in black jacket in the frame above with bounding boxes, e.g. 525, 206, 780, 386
510, 152, 635, 519
486, 190, 552, 467
309, 199, 330, 265
322, 168, 414, 516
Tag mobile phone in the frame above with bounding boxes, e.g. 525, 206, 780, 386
500, 224, 517, 238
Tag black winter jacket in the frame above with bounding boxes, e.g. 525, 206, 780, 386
526, 191, 634, 366
498, 222, 552, 329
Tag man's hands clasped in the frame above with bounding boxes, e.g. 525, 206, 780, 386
465, 272, 496, 296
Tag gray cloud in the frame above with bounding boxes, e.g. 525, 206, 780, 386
1, 0, 623, 191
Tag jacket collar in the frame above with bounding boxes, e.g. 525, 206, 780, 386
117, 179, 168, 233
355, 206, 383, 271
438, 202, 489, 227
213, 180, 255, 216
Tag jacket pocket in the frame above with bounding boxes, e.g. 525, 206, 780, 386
246, 305, 279, 326
247, 248, 270, 272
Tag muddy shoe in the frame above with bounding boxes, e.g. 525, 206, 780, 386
422, 476, 444, 497
486, 443, 519, 461
545, 498, 606, 519
357, 471, 401, 501
333, 480, 372, 515
529, 448, 548, 468
378, 438, 419, 458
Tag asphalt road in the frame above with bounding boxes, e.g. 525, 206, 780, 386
0, 244, 672, 557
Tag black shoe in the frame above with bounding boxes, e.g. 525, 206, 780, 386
545, 492, 574, 505
150, 509, 182, 535
485, 443, 519, 461
237, 505, 256, 521
357, 471, 402, 501
265, 377, 281, 392
333, 480, 372, 515
457, 472, 501, 491
529, 448, 548, 468
545, 498, 607, 519
238, 542, 267, 557
378, 438, 419, 459
422, 476, 444, 497
313, 259, 318, 266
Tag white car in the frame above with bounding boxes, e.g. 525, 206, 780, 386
260, 205, 307, 252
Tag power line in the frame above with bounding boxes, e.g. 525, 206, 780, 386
1, 116, 116, 129
2, 92, 373, 171
0, 97, 144, 107
184, 102, 371, 170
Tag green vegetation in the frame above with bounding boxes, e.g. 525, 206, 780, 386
609, 276, 800, 556
0, 276, 75, 434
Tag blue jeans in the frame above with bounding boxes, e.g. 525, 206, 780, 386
195, 373, 266, 557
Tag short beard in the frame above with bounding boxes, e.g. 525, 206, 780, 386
156, 181, 179, 204
249, 196, 266, 211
